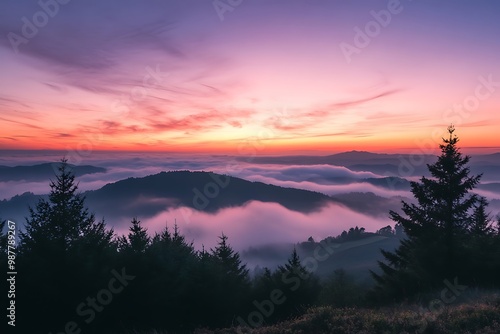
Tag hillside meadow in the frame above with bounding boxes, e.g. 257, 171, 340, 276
153, 291, 500, 334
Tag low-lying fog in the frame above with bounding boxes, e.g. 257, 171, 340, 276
1, 151, 499, 255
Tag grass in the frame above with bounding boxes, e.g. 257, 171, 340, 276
128, 291, 500, 334
190, 292, 500, 334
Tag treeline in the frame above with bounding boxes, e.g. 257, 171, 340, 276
319, 224, 405, 243
0, 161, 328, 333
371, 126, 500, 302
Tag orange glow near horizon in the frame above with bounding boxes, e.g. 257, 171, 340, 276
2, 125, 499, 155
1, 1, 500, 155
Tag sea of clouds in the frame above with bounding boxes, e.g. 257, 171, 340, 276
1, 151, 499, 252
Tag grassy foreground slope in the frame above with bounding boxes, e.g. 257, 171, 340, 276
192, 294, 500, 334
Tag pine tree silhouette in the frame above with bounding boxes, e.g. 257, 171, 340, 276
212, 233, 249, 280
20, 159, 113, 254
278, 247, 308, 278
371, 126, 490, 299
17, 159, 115, 332
119, 217, 150, 253
209, 233, 250, 326
274, 247, 320, 319
469, 197, 495, 236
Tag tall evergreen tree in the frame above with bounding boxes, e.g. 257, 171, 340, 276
20, 159, 114, 255
115, 222, 203, 332
209, 233, 250, 326
469, 196, 494, 236
277, 247, 308, 277
211, 233, 249, 281
274, 248, 320, 319
465, 196, 500, 286
118, 217, 150, 253
114, 217, 152, 328
17, 159, 116, 332
371, 126, 484, 299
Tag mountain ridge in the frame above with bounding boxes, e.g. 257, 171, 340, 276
0, 162, 106, 182
0, 170, 407, 226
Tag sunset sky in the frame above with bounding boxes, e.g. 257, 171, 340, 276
1, 0, 500, 154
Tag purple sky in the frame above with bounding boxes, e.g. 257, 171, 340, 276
1, 0, 500, 153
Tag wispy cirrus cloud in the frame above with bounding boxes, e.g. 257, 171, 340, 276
264, 89, 402, 133
89, 105, 254, 137
0, 116, 44, 130
1, 0, 500, 151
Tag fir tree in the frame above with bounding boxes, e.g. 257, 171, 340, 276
371, 126, 486, 299
211, 233, 249, 281
277, 247, 308, 278
20, 159, 114, 256
17, 159, 115, 332
274, 248, 320, 319
209, 233, 250, 326
469, 196, 494, 236
119, 217, 150, 253
465, 196, 499, 286
127, 223, 199, 331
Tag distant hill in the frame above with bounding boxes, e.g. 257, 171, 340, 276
306, 175, 411, 191
240, 151, 500, 180
473, 152, 500, 164
0, 162, 106, 182
238, 151, 436, 176
0, 192, 47, 223
0, 171, 336, 223
330, 192, 409, 217
241, 151, 436, 170
0, 171, 406, 226
243, 234, 402, 282
84, 170, 334, 218
300, 234, 402, 282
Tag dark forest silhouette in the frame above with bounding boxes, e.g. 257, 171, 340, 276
1, 126, 500, 333
371, 126, 500, 301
